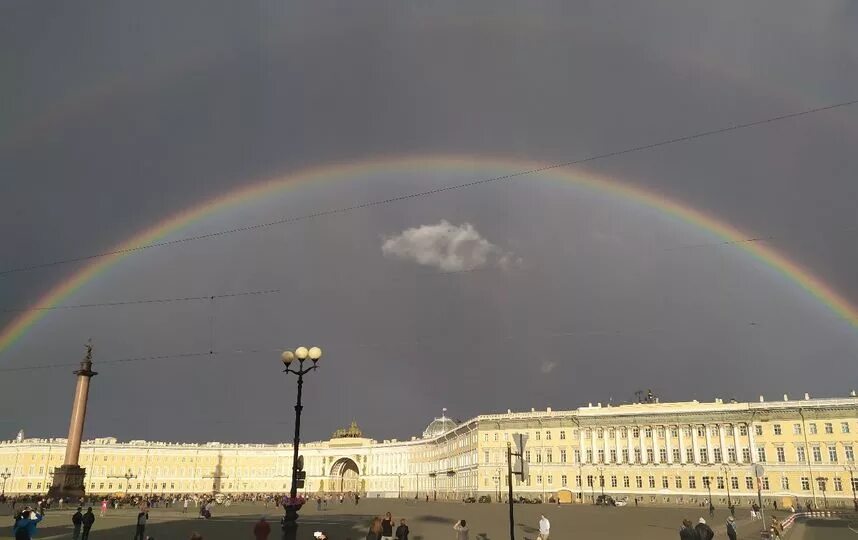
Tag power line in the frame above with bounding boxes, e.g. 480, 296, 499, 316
0, 351, 215, 373
2, 98, 855, 277
0, 288, 282, 314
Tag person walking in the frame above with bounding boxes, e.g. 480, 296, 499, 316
366, 517, 382, 540
695, 517, 714, 540
81, 507, 96, 540
395, 518, 409, 540
453, 519, 469, 540
72, 507, 84, 540
726, 516, 738, 540
770, 516, 783, 539
183, 498, 189, 514
678, 519, 698, 540
100, 499, 108, 517
381, 512, 395, 540
134, 508, 149, 540
538, 514, 550, 540
253, 516, 271, 540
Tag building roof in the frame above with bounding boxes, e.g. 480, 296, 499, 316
422, 410, 458, 439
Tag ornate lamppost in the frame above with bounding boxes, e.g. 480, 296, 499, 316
721, 465, 733, 514
0, 471, 11, 496
280, 346, 322, 540
597, 466, 605, 499
845, 464, 858, 512
108, 469, 137, 496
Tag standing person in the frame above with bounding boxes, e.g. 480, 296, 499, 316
72, 507, 84, 540
678, 519, 698, 540
695, 518, 714, 540
365, 517, 382, 540
183, 498, 189, 514
100, 499, 108, 517
395, 518, 409, 540
253, 516, 271, 540
12, 509, 43, 540
453, 519, 469, 540
750, 503, 757, 520
381, 512, 395, 540
726, 516, 738, 540
538, 514, 550, 540
81, 507, 96, 540
134, 508, 149, 540
729, 503, 735, 518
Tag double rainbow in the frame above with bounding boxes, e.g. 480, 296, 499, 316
2, 155, 857, 356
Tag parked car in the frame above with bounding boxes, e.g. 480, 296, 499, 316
463, 496, 477, 503
478, 495, 492, 503
614, 497, 629, 507
595, 495, 616, 506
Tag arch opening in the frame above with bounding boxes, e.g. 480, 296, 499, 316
329, 457, 360, 494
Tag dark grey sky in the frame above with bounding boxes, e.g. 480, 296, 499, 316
1, 1, 857, 444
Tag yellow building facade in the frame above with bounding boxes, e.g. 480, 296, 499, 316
2, 395, 857, 508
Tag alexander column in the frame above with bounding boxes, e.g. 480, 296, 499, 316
48, 340, 97, 500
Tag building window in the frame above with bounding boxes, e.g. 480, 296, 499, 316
829, 446, 838, 463
484, 434, 489, 442
559, 430, 566, 440
622, 449, 629, 462
776, 447, 785, 463
809, 423, 818, 435
546, 451, 553, 463
633, 428, 640, 438
536, 452, 542, 464
659, 449, 667, 462
757, 447, 766, 463
586, 475, 593, 487
686, 449, 694, 463
648, 476, 656, 489
834, 478, 843, 492
684, 426, 693, 437
716, 477, 724, 490
801, 477, 810, 490
797, 446, 806, 463
621, 427, 628, 437
713, 448, 722, 463
597, 428, 603, 439
842, 422, 850, 434
845, 445, 854, 463
699, 448, 707, 462
575, 475, 581, 488
636, 476, 643, 488
697, 426, 705, 437
739, 425, 748, 436
535, 432, 540, 441
560, 450, 567, 463
703, 476, 711, 488
611, 475, 617, 488
745, 477, 754, 490
671, 427, 679, 438
561, 475, 567, 486
675, 476, 682, 489
710, 425, 718, 436
817, 478, 826, 491
755, 425, 763, 436
781, 477, 789, 490
731, 477, 739, 490
689, 476, 696, 489
586, 450, 593, 463
662, 476, 669, 489
793, 424, 802, 435
536, 475, 542, 484
484, 451, 489, 464
546, 431, 551, 440
634, 449, 641, 463
623, 476, 630, 488
657, 427, 665, 438
526, 451, 532, 463
646, 449, 654, 463
773, 424, 782, 435
672, 449, 681, 462
812, 446, 822, 463
761, 477, 769, 490
824, 423, 833, 434
597, 450, 604, 464
610, 449, 617, 463
728, 448, 736, 462
574, 450, 580, 464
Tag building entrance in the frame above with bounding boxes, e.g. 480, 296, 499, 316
329, 458, 360, 493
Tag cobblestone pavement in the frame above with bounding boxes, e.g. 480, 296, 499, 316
3, 500, 792, 540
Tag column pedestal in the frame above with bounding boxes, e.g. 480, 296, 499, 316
48, 464, 87, 500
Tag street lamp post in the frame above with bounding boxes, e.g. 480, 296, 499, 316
279, 346, 322, 540
846, 465, 858, 512
703, 476, 712, 506
721, 465, 733, 512
496, 468, 502, 502
0, 471, 11, 496
815, 477, 828, 509
597, 467, 605, 498
108, 469, 137, 496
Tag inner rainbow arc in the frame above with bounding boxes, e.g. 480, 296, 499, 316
1, 154, 856, 357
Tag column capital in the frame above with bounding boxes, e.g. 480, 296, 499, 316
74, 360, 98, 378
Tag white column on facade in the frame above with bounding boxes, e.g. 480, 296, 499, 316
604, 428, 612, 464
704, 425, 714, 464
718, 424, 727, 463
678, 425, 687, 464
652, 426, 661, 464
748, 423, 757, 463
666, 426, 674, 464
591, 429, 598, 464
639, 427, 647, 464
615, 428, 623, 464
732, 424, 741, 463
579, 429, 587, 464
692, 425, 701, 464
627, 427, 634, 464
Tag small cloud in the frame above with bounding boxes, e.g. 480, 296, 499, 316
382, 220, 518, 272
540, 361, 557, 374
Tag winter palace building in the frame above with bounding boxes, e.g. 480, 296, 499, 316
2, 393, 858, 508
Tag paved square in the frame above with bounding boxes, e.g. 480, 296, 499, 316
5, 500, 791, 539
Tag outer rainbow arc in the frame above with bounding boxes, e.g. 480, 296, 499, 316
1, 154, 856, 357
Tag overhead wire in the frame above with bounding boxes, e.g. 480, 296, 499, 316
1, 98, 855, 277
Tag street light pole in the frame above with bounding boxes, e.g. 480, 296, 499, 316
0, 471, 11, 496
846, 465, 857, 512
598, 467, 605, 498
721, 465, 732, 511
815, 477, 828, 509
280, 346, 322, 540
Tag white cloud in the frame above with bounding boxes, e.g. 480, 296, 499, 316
382, 220, 518, 272
540, 361, 557, 374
